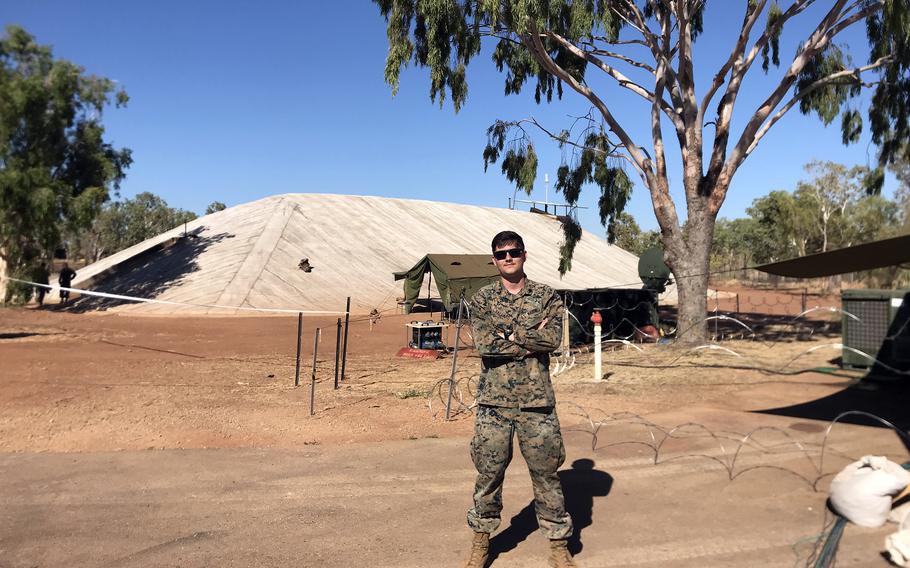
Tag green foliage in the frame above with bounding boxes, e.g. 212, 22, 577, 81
598, 167, 633, 242
611, 212, 660, 256
205, 201, 227, 215
73, 192, 197, 262
611, 211, 640, 251
482, 116, 629, 269
377, 0, 481, 111
711, 217, 759, 276
712, 160, 906, 285
863, 167, 885, 195
797, 44, 859, 126
761, 1, 783, 73
375, 0, 910, 289
847, 194, 899, 242
744, 190, 811, 263
841, 109, 863, 145
0, 25, 130, 302
888, 150, 910, 233
557, 216, 582, 275
483, 120, 538, 193
395, 387, 427, 399
864, 0, 910, 165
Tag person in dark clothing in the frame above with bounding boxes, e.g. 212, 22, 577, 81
34, 263, 50, 306
58, 262, 77, 304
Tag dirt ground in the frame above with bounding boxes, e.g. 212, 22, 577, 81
0, 304, 854, 452
1, 303, 908, 566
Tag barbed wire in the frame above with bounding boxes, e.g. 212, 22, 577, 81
426, 373, 477, 419
558, 402, 909, 491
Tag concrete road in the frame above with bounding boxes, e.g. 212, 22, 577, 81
0, 426, 901, 568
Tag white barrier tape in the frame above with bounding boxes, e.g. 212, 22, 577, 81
2, 276, 349, 315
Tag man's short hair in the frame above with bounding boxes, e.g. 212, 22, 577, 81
491, 231, 525, 252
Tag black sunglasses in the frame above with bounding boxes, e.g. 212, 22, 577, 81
493, 248, 524, 260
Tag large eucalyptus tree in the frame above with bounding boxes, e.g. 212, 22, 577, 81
0, 25, 131, 303
375, 0, 909, 342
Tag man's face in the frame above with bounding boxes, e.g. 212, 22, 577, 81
492, 242, 526, 278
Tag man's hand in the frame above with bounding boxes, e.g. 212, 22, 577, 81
536, 318, 549, 330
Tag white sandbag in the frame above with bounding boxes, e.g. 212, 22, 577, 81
885, 529, 910, 567
829, 456, 910, 528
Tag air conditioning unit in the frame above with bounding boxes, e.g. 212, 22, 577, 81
841, 289, 910, 376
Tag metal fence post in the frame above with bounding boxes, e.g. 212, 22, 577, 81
333, 317, 342, 389
445, 296, 465, 421
310, 328, 320, 416
294, 312, 303, 387
714, 289, 719, 340
801, 288, 808, 314
340, 297, 351, 382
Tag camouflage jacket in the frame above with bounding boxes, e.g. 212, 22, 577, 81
470, 279, 564, 408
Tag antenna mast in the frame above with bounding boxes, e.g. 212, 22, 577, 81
544, 173, 549, 213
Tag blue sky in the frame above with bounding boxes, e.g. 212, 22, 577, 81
3, 1, 898, 234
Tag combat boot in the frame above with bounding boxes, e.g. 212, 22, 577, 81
462, 531, 490, 568
548, 539, 577, 567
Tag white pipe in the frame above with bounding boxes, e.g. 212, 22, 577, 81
594, 321, 602, 381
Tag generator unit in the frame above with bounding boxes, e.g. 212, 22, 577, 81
406, 320, 448, 350
841, 289, 910, 376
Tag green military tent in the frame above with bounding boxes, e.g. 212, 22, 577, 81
393, 254, 499, 313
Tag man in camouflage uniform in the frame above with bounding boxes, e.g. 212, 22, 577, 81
462, 230, 576, 568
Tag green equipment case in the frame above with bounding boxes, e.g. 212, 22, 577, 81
841, 289, 910, 376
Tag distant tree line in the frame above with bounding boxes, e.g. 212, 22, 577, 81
613, 158, 909, 288
65, 195, 229, 264
616, 158, 909, 288
0, 25, 130, 303
65, 192, 200, 264
0, 25, 231, 304
711, 159, 909, 288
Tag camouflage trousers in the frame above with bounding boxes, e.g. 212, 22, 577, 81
467, 404, 573, 540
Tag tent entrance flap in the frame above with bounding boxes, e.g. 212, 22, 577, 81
394, 254, 499, 313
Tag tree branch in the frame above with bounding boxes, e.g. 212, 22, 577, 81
613, 1, 686, 116
698, 0, 766, 125
651, 6, 671, 187
586, 47, 656, 74
673, 0, 704, 206
545, 31, 684, 134
478, 30, 523, 46
521, 26, 649, 172
739, 0, 817, 75
520, 18, 683, 232
610, 1, 650, 37
703, 0, 816, 193
589, 37, 649, 47
718, 0, 879, 211
745, 56, 892, 156
826, 0, 885, 38
674, 0, 697, 123
506, 116, 638, 168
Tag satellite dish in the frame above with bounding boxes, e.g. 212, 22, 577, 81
638, 246, 671, 293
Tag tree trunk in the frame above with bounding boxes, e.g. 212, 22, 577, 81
673, 250, 711, 345
0, 252, 7, 304
664, 207, 715, 346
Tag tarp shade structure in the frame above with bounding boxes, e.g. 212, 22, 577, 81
755, 234, 910, 278
394, 254, 499, 313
